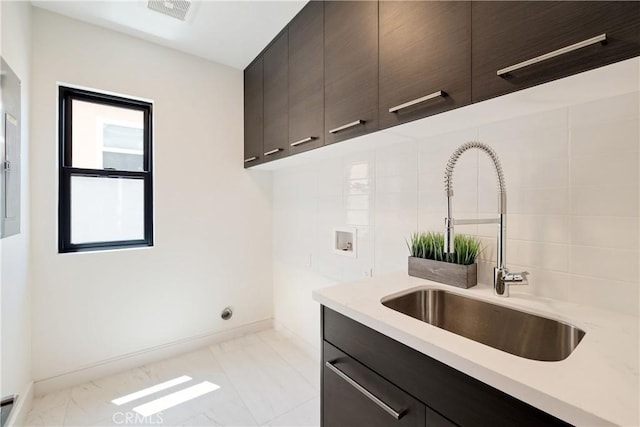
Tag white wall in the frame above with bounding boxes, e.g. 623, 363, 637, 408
30, 8, 273, 383
273, 84, 639, 351
1, 0, 33, 407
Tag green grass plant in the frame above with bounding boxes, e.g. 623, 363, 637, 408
407, 231, 482, 266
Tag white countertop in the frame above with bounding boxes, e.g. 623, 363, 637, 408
312, 273, 639, 426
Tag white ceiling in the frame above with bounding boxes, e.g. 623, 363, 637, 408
32, 1, 308, 70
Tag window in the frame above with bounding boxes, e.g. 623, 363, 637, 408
101, 122, 144, 171
58, 86, 153, 253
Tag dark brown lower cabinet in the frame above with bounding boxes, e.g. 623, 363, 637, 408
321, 306, 572, 427
324, 342, 427, 427
324, 342, 455, 427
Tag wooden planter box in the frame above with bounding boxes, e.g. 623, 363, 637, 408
408, 257, 477, 289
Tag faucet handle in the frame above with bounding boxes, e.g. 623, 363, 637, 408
503, 271, 529, 285
495, 270, 529, 297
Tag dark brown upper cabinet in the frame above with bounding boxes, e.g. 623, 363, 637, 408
379, 2, 471, 130
472, 1, 640, 103
244, 1, 640, 167
289, 1, 324, 155
263, 30, 289, 162
244, 57, 263, 167
324, 1, 378, 145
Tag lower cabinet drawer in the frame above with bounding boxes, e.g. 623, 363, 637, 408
322, 306, 571, 427
323, 341, 426, 427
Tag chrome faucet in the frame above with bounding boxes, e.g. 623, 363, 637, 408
443, 141, 528, 297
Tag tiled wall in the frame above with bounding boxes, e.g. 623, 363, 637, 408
273, 92, 639, 318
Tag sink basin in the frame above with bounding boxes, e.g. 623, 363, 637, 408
381, 288, 585, 361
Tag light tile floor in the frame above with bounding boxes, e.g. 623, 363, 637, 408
25, 330, 320, 427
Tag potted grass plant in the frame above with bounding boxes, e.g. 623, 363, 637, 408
407, 231, 483, 288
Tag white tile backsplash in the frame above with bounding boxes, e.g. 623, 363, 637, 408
479, 107, 568, 138
316, 159, 343, 197
523, 240, 570, 272
570, 119, 639, 157
569, 91, 639, 126
571, 152, 639, 188
344, 194, 371, 211
344, 179, 372, 195
273, 91, 640, 316
502, 187, 572, 215
571, 185, 639, 217
345, 209, 372, 226
377, 174, 418, 194
375, 141, 418, 178
571, 216, 639, 250
570, 245, 639, 283
498, 214, 572, 244
568, 275, 640, 315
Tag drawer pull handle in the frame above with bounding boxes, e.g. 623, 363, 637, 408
329, 120, 364, 134
290, 137, 316, 147
244, 156, 258, 163
325, 361, 405, 420
497, 33, 607, 77
264, 148, 283, 156
389, 91, 445, 113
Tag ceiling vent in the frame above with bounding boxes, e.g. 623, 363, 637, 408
147, 0, 192, 21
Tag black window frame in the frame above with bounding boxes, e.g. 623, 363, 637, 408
58, 86, 153, 253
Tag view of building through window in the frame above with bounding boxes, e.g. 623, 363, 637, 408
102, 123, 144, 171
71, 99, 144, 171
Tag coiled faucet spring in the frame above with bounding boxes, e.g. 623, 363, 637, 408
444, 141, 506, 200
443, 141, 527, 297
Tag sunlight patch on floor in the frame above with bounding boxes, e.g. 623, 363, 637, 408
111, 375, 193, 405
132, 381, 220, 416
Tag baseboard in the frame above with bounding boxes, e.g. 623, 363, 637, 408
6, 381, 34, 427
274, 320, 321, 362
34, 318, 273, 396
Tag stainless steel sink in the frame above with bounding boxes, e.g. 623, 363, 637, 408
381, 288, 585, 361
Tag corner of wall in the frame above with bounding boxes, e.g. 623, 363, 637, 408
1, 0, 33, 412
5, 381, 34, 427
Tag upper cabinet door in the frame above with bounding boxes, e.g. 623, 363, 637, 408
244, 57, 263, 168
263, 30, 289, 161
379, 2, 471, 130
289, 1, 324, 155
472, 1, 640, 103
324, 1, 378, 145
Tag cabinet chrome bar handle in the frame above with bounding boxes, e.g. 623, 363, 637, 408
325, 361, 405, 420
244, 156, 258, 163
329, 120, 364, 134
264, 148, 283, 156
290, 136, 316, 147
497, 33, 607, 77
388, 91, 445, 113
